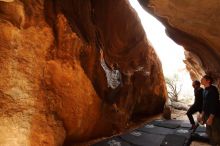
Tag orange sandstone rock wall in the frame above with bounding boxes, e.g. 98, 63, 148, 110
0, 0, 167, 145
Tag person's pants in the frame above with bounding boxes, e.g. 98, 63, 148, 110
101, 85, 121, 111
106, 85, 121, 104
186, 105, 201, 125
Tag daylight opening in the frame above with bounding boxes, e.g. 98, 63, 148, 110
129, 0, 194, 103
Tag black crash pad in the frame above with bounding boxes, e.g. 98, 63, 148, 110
160, 134, 187, 146
173, 128, 191, 139
180, 123, 191, 129
152, 120, 180, 129
138, 124, 175, 135
92, 137, 131, 146
195, 126, 206, 132
156, 120, 186, 124
120, 130, 165, 146
191, 132, 209, 143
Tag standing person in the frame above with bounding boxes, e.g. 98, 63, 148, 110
198, 75, 220, 145
186, 80, 203, 130
100, 49, 123, 112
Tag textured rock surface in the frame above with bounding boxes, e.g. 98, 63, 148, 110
138, 0, 220, 87
0, 0, 167, 145
0, 1, 65, 145
0, 0, 14, 2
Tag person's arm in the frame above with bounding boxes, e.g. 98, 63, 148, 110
206, 114, 215, 126
198, 111, 205, 124
206, 90, 218, 125
100, 49, 110, 71
208, 90, 218, 116
118, 71, 123, 87
198, 91, 205, 124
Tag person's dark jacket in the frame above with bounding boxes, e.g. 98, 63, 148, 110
203, 85, 219, 117
194, 87, 204, 109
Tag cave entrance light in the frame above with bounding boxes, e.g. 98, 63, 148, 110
129, 0, 194, 102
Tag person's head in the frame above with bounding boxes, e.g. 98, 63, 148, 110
192, 80, 200, 89
201, 75, 213, 87
111, 63, 119, 70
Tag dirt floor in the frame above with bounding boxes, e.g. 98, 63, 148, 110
171, 108, 189, 120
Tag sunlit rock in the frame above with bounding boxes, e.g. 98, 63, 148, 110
0, 0, 167, 145
0, 0, 14, 2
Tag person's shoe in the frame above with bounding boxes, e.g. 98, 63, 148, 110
192, 123, 199, 133
189, 124, 196, 130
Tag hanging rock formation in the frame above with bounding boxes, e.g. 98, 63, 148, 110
138, 0, 220, 87
0, 0, 167, 145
